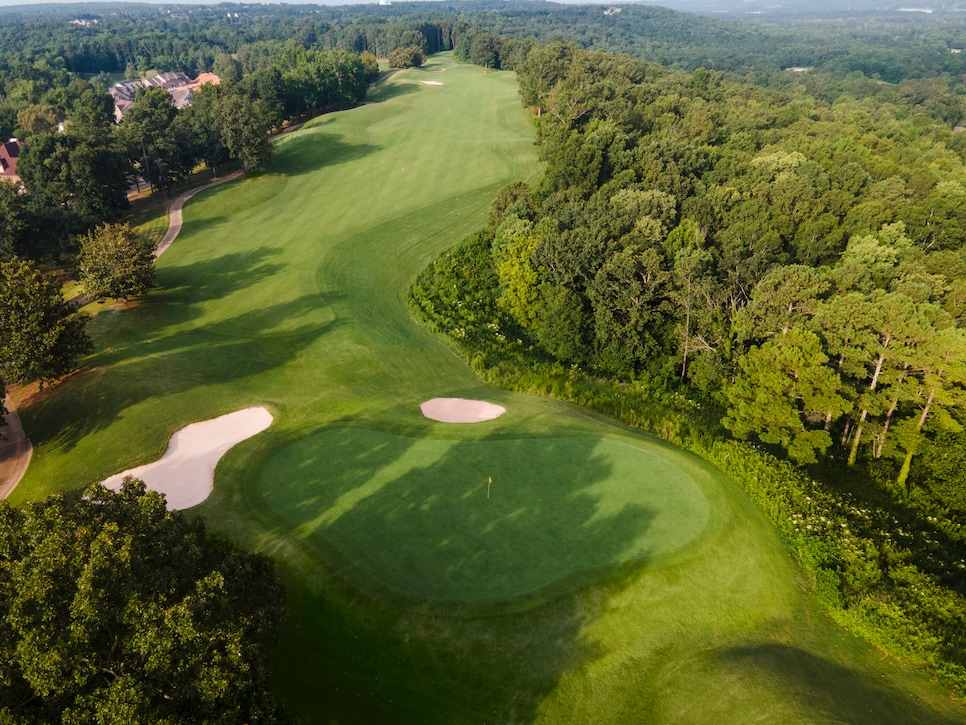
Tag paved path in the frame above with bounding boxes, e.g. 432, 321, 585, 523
155, 170, 244, 258
0, 398, 32, 500
0, 170, 244, 499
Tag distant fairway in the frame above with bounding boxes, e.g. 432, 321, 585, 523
12, 56, 966, 724
264, 429, 709, 601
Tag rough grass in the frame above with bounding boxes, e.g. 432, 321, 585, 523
11, 55, 966, 723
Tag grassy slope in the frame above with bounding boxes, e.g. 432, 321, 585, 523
12, 56, 966, 723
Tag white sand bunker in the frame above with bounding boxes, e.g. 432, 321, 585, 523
102, 407, 273, 510
420, 398, 506, 423
420, 80, 444, 85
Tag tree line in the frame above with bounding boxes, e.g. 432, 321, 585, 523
479, 42, 966, 486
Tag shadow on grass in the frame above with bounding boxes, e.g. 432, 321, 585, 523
268, 430, 658, 724
85, 247, 293, 363
23, 294, 339, 456
274, 132, 381, 177
158, 247, 287, 305
275, 569, 607, 725
367, 81, 422, 104
263, 428, 668, 605
720, 643, 963, 724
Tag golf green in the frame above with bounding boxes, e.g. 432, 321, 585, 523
263, 428, 709, 601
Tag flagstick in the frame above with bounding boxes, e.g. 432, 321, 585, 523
487, 476, 492, 499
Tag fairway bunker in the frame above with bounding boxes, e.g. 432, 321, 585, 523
420, 397, 506, 423
102, 407, 273, 510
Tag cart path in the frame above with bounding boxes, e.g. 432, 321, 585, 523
155, 170, 244, 258
0, 396, 31, 500
1, 170, 245, 499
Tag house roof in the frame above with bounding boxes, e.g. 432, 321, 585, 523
111, 72, 222, 120
186, 72, 221, 90
0, 139, 20, 181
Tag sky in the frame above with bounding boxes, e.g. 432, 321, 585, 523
0, 0, 648, 8
0, 0, 510, 6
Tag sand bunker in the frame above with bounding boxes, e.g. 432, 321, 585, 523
420, 80, 444, 85
420, 398, 506, 423
102, 407, 273, 510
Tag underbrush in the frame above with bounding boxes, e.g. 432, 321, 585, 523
409, 231, 966, 696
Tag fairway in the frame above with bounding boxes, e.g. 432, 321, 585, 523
12, 56, 966, 723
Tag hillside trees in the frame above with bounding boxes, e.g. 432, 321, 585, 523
0, 480, 287, 723
463, 43, 966, 481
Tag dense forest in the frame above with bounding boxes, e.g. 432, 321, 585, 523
3, 2, 966, 80
3, 0, 966, 707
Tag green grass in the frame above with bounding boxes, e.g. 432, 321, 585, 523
12, 55, 966, 723
262, 428, 709, 602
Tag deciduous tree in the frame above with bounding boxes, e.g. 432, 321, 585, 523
388, 45, 424, 69
0, 480, 288, 723
78, 223, 156, 301
118, 87, 193, 193
213, 89, 273, 173
16, 103, 58, 135
0, 256, 91, 385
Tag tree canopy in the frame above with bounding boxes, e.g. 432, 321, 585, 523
0, 480, 288, 724
0, 256, 91, 385
78, 222, 156, 301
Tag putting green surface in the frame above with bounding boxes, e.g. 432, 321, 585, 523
264, 429, 709, 600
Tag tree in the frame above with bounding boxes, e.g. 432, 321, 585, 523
213, 91, 273, 173
18, 129, 129, 223
118, 87, 192, 193
0, 256, 91, 385
213, 52, 243, 83
16, 132, 75, 210
0, 180, 28, 259
388, 46, 424, 69
725, 328, 851, 464
178, 84, 231, 177
360, 51, 380, 84
894, 325, 966, 488
78, 223, 156, 301
0, 480, 288, 723
735, 264, 831, 344
16, 103, 58, 135
469, 32, 503, 69
670, 241, 715, 379
517, 40, 580, 110
588, 246, 670, 374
